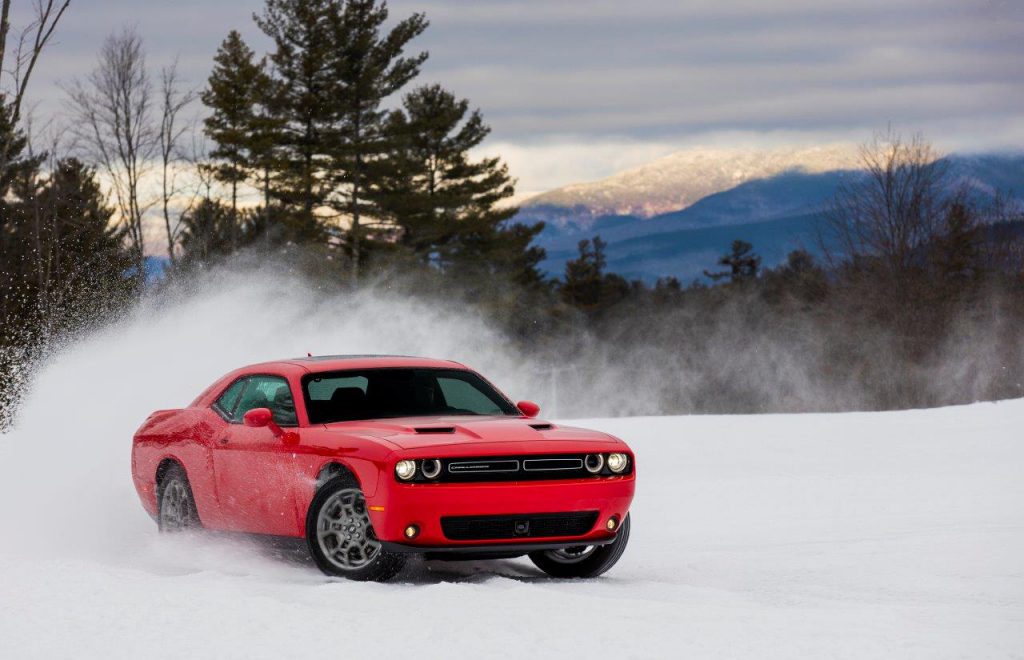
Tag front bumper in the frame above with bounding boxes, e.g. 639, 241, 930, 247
366, 474, 635, 548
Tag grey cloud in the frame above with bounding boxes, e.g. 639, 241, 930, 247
7, 0, 1022, 185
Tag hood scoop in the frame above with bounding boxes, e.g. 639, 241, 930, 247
529, 423, 553, 431
414, 426, 456, 434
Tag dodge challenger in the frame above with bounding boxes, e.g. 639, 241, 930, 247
131, 355, 635, 581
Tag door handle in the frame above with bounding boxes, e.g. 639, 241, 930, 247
218, 436, 229, 445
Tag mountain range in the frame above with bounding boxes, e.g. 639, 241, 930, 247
517, 146, 1024, 283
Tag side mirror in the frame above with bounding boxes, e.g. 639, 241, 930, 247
243, 407, 274, 428
517, 400, 540, 418
242, 407, 297, 444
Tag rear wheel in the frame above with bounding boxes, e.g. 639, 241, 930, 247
305, 476, 406, 582
528, 513, 631, 578
157, 464, 201, 532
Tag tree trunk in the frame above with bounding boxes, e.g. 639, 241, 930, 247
231, 177, 238, 252
263, 168, 271, 248
350, 112, 362, 282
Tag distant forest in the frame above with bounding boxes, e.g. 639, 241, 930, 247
2, 0, 1024, 428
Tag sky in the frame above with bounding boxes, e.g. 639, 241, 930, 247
7, 0, 1024, 194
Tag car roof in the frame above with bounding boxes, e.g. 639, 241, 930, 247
243, 354, 469, 375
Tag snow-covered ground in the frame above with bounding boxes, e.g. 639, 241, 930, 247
0, 281, 1020, 657
2, 400, 1022, 659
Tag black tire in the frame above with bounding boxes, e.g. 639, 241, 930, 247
157, 463, 201, 532
528, 513, 631, 578
305, 476, 406, 582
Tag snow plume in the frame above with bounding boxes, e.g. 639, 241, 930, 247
0, 265, 536, 563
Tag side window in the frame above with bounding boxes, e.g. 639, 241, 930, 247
235, 375, 298, 427
214, 379, 247, 420
437, 376, 503, 415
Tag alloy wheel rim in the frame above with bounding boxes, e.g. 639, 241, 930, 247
316, 489, 381, 571
545, 545, 597, 564
160, 480, 192, 531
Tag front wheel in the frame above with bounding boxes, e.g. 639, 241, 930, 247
528, 513, 631, 578
305, 476, 406, 582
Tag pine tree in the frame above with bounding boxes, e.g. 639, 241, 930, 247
560, 236, 629, 314
176, 198, 239, 266
1, 154, 134, 427
704, 240, 761, 283
255, 0, 341, 241
932, 200, 982, 282
327, 0, 428, 278
378, 84, 542, 283
201, 31, 271, 246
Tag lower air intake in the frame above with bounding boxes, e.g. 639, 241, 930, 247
440, 511, 599, 541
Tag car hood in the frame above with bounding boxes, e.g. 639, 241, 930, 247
320, 415, 623, 451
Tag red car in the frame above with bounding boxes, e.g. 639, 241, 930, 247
132, 355, 635, 581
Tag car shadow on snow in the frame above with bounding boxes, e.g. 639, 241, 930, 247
244, 534, 567, 585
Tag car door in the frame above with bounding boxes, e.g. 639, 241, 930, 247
212, 374, 302, 535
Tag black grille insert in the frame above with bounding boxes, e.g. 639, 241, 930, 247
399, 453, 632, 483
441, 511, 599, 541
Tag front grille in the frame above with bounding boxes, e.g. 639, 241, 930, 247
441, 511, 599, 541
402, 453, 631, 483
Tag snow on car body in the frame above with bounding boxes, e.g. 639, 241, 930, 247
131, 355, 635, 581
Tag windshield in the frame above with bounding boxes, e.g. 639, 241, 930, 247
303, 368, 519, 424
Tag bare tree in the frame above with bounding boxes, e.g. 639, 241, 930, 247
157, 59, 196, 262
825, 128, 948, 277
66, 27, 156, 277
0, 0, 70, 170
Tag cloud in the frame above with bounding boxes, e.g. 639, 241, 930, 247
8, 0, 1021, 192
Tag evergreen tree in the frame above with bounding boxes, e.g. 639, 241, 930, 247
378, 84, 543, 284
1, 153, 134, 427
176, 199, 241, 266
560, 236, 629, 313
255, 0, 341, 241
705, 240, 761, 283
327, 0, 428, 278
932, 200, 982, 282
201, 31, 272, 245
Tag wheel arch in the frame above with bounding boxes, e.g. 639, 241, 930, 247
315, 461, 360, 490
155, 456, 186, 491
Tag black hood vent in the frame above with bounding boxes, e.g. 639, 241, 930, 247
414, 426, 456, 434
528, 423, 553, 431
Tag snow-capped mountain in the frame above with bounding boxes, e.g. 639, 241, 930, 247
522, 144, 862, 223
518, 148, 1024, 283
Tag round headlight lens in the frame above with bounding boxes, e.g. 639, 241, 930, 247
421, 459, 442, 479
395, 460, 417, 480
584, 454, 604, 474
607, 453, 629, 473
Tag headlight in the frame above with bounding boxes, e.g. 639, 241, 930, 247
421, 459, 442, 479
584, 454, 604, 474
395, 460, 417, 481
607, 453, 629, 473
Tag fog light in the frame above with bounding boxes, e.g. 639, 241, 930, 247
607, 453, 628, 473
606, 517, 619, 531
395, 460, 417, 481
404, 524, 420, 539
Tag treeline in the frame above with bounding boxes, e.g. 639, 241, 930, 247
2, 1, 1024, 427
537, 133, 1024, 414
